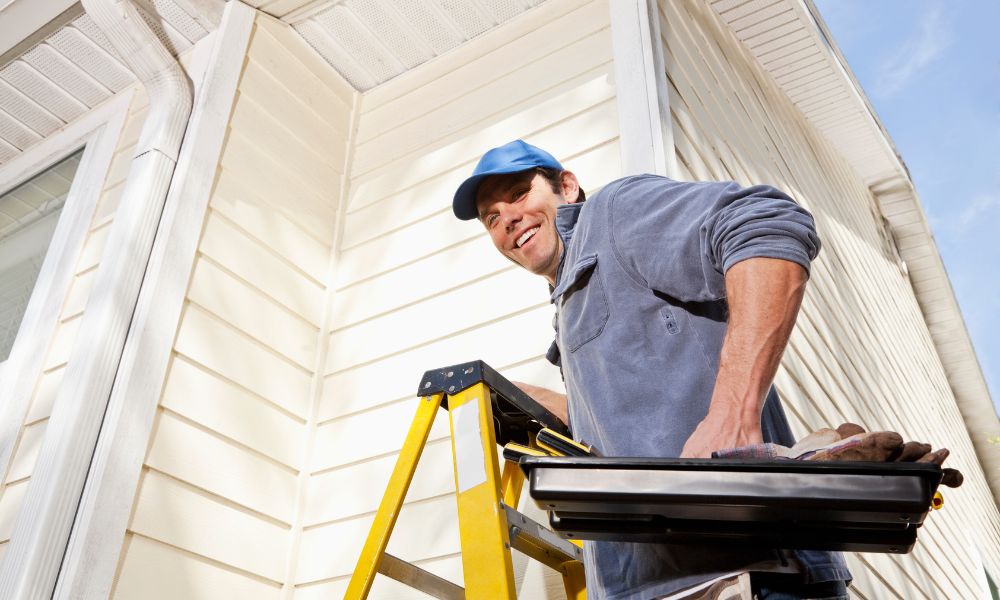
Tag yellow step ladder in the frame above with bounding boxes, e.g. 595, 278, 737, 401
345, 360, 586, 600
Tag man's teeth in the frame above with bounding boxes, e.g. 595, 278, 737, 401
517, 227, 539, 248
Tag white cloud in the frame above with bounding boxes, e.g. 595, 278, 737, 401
875, 7, 952, 97
954, 192, 1000, 232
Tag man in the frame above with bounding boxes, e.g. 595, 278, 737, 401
452, 140, 851, 600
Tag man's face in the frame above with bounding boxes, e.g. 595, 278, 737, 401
475, 170, 579, 284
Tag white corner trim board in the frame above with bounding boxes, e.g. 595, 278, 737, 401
608, 0, 677, 178
0, 0, 195, 596
0, 88, 133, 496
54, 3, 256, 599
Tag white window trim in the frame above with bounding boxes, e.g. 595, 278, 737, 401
53, 4, 255, 598
0, 6, 230, 594
0, 88, 134, 490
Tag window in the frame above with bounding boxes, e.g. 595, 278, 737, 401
0, 150, 83, 362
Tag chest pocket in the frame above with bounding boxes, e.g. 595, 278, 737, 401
552, 254, 609, 353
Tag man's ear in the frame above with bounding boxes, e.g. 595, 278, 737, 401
560, 170, 581, 204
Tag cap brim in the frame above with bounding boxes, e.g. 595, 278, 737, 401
452, 165, 536, 221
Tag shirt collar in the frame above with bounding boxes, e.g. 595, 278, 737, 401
551, 202, 584, 298
555, 201, 583, 243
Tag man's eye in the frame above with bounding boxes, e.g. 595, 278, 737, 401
486, 214, 498, 227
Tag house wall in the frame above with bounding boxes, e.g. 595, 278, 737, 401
660, 0, 1000, 596
2, 0, 988, 596
109, 14, 354, 599
293, 0, 619, 596
0, 86, 147, 564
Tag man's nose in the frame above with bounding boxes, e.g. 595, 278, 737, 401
500, 205, 520, 232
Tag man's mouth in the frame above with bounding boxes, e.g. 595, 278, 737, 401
516, 227, 539, 248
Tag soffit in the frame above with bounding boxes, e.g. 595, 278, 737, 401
709, 0, 904, 189
708, 1, 995, 416
256, 0, 546, 91
0, 0, 221, 166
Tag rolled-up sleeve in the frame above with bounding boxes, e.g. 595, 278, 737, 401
608, 177, 821, 303
706, 182, 821, 275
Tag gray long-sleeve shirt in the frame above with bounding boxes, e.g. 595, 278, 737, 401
547, 175, 849, 599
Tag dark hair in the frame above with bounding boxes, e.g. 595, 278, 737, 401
536, 167, 586, 203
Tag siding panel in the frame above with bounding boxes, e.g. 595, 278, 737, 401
661, 0, 999, 595
112, 13, 355, 595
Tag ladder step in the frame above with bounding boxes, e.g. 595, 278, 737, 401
377, 553, 465, 600
504, 505, 583, 569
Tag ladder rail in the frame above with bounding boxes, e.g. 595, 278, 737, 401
345, 393, 443, 599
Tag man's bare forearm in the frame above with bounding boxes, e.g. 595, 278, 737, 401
512, 381, 568, 426
680, 257, 808, 458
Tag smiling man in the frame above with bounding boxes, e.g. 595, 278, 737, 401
453, 140, 851, 600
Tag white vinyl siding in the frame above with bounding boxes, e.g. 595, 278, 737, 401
660, 0, 1000, 598
109, 13, 354, 599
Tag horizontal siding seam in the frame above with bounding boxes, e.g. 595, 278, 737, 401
86, 213, 114, 235
242, 54, 346, 137
308, 436, 453, 480
292, 550, 462, 589
126, 531, 285, 588
253, 23, 352, 108
334, 234, 487, 292
203, 208, 328, 289
157, 406, 301, 476
301, 489, 455, 532
193, 252, 322, 332
183, 300, 315, 376
323, 301, 548, 377
317, 353, 548, 426
220, 129, 341, 217
234, 92, 342, 171
170, 351, 308, 425
330, 265, 516, 333
141, 466, 295, 530
212, 169, 333, 250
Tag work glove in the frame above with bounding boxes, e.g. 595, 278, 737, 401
798, 423, 963, 488
714, 423, 963, 488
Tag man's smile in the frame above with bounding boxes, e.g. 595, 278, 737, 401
515, 226, 540, 249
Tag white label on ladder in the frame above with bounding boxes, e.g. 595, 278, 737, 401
453, 399, 488, 493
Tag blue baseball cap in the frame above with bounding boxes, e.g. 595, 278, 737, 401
452, 140, 563, 220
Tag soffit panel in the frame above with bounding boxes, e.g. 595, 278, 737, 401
0, 0, 220, 167
709, 0, 900, 186
286, 0, 546, 91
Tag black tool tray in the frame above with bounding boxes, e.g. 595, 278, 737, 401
520, 456, 943, 553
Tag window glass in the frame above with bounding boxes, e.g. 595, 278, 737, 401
0, 150, 83, 361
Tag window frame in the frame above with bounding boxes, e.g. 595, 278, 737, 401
0, 88, 134, 485
0, 148, 84, 364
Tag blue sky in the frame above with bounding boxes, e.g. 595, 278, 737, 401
813, 0, 1000, 413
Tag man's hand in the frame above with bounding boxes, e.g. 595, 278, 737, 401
681, 403, 763, 458
681, 257, 808, 458
511, 380, 568, 426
